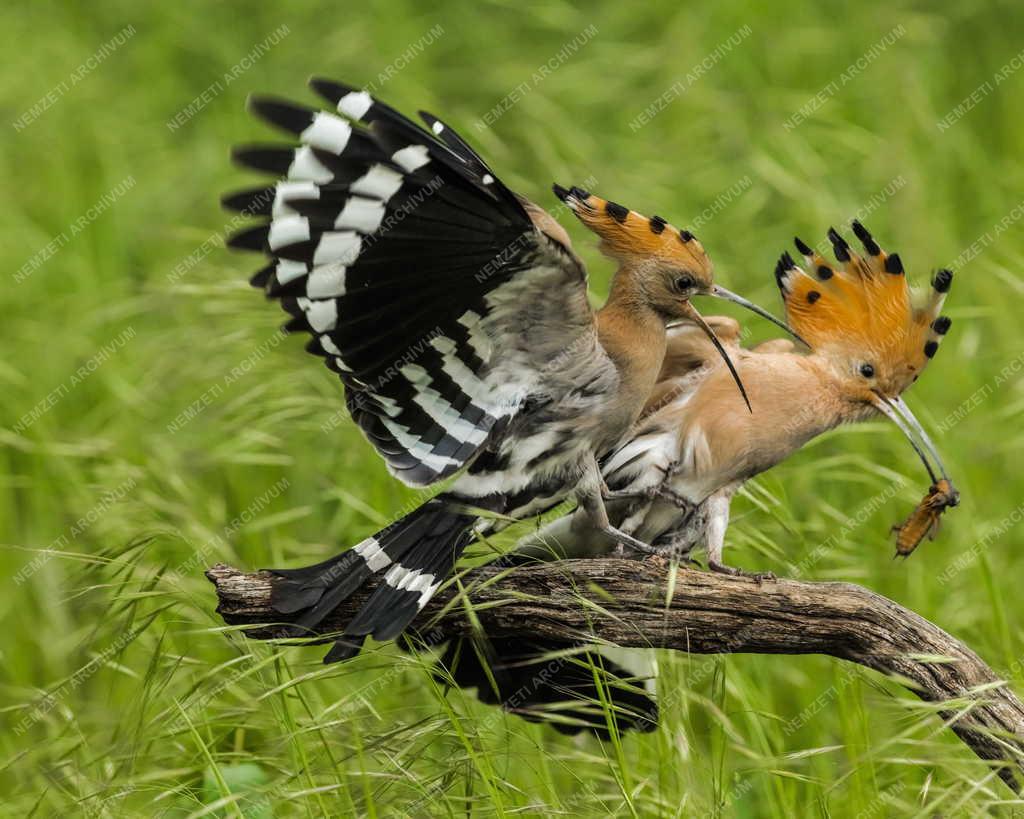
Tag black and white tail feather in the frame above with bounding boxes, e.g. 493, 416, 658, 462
419, 633, 658, 737
400, 550, 658, 736
271, 500, 476, 662
225, 79, 596, 661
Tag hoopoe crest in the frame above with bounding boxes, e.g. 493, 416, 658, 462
777, 221, 959, 545
777, 222, 952, 400
555, 185, 713, 283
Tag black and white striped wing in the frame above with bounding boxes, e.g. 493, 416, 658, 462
224, 80, 592, 487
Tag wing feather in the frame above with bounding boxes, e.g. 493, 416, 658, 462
225, 81, 593, 485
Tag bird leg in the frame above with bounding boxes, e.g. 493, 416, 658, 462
602, 484, 692, 511
580, 466, 661, 557
704, 489, 775, 583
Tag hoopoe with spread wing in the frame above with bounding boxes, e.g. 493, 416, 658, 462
223, 79, 793, 661
521, 222, 958, 576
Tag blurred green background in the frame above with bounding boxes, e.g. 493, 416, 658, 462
3, 1, 1023, 815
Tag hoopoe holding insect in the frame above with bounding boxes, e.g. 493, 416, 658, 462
520, 222, 958, 576
427, 222, 959, 735
223, 79, 795, 662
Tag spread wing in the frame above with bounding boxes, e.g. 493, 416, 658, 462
224, 79, 594, 486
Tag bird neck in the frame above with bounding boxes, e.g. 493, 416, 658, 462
672, 352, 851, 496
596, 266, 669, 420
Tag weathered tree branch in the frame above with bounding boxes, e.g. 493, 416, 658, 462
207, 559, 1024, 792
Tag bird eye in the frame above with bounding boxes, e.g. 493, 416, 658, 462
859, 363, 875, 378
674, 274, 696, 293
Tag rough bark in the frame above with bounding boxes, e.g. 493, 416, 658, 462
206, 559, 1024, 792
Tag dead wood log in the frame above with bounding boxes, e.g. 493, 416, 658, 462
207, 559, 1024, 792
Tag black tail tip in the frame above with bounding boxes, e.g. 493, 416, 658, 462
933, 268, 953, 293
323, 634, 367, 664
552, 183, 570, 202
793, 236, 812, 256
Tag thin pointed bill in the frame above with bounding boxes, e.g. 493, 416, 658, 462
680, 301, 752, 413
890, 396, 953, 483
870, 392, 957, 500
710, 285, 809, 346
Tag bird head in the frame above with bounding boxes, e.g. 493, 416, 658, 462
553, 184, 800, 411
775, 221, 956, 491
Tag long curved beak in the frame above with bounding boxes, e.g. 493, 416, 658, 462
680, 301, 752, 413
710, 285, 809, 346
870, 392, 957, 496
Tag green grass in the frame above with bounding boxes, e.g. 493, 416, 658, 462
3, 0, 1024, 815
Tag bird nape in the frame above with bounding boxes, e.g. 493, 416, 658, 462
221, 77, 793, 680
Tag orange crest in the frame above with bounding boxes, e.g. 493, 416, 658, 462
552, 185, 711, 274
775, 222, 952, 395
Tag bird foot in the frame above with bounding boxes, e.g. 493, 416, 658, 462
708, 560, 776, 583
652, 485, 691, 511
605, 527, 661, 557
643, 552, 703, 570
603, 485, 691, 511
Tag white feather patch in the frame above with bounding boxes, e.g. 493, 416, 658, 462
312, 231, 361, 266
334, 197, 386, 233
383, 564, 438, 607
297, 296, 338, 332
337, 90, 373, 120
350, 164, 404, 201
300, 112, 352, 154
274, 259, 308, 286
332, 356, 352, 373
417, 579, 442, 609
268, 215, 310, 250
603, 431, 675, 479
273, 181, 319, 217
306, 264, 347, 298
288, 146, 333, 184
457, 310, 493, 361
391, 144, 430, 173
319, 334, 342, 356
354, 537, 391, 572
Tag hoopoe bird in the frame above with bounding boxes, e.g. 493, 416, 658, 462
430, 222, 958, 735
519, 221, 958, 576
223, 79, 794, 662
